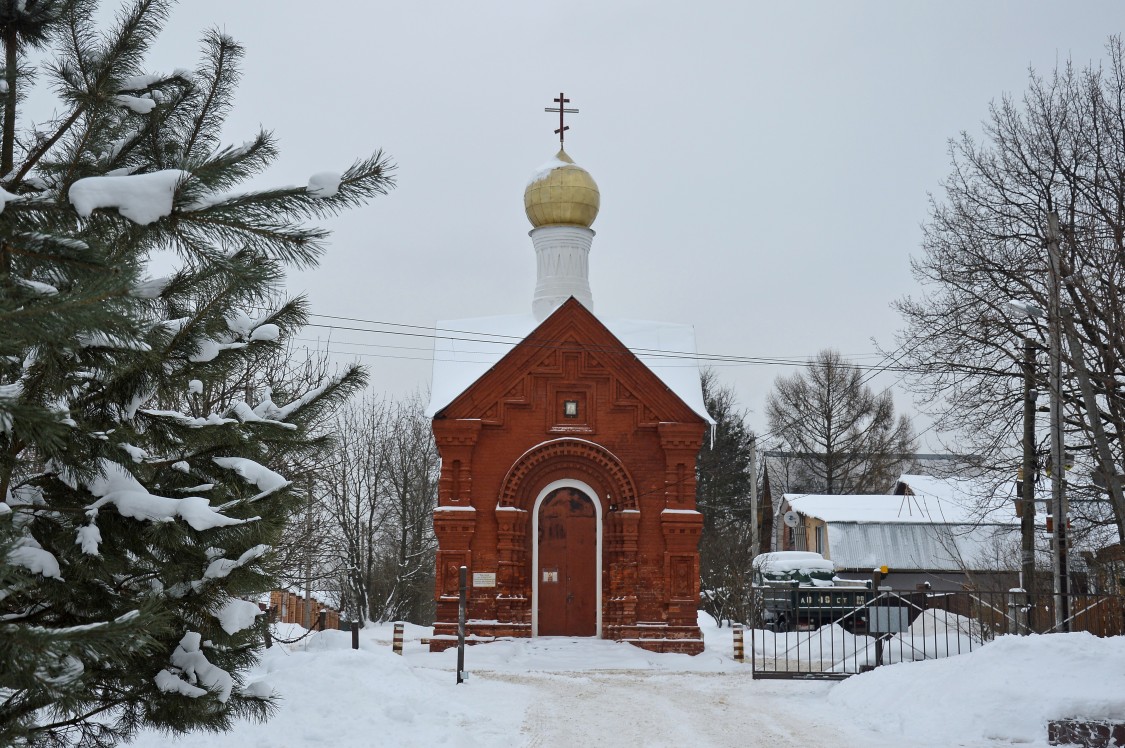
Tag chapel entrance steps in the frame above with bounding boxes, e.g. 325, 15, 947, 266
749, 586, 1125, 680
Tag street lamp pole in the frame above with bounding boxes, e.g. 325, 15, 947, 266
1045, 211, 1070, 632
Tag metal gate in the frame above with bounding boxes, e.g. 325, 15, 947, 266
750, 587, 1125, 680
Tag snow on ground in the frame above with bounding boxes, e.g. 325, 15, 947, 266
126, 613, 1125, 748
830, 631, 1125, 746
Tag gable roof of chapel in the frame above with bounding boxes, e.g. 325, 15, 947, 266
431, 298, 711, 424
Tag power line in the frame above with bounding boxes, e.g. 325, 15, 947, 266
284, 309, 940, 445
287, 311, 917, 374
304, 311, 887, 358
761, 451, 970, 461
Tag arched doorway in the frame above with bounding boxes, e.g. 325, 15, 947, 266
533, 480, 601, 637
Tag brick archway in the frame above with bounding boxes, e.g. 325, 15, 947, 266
497, 438, 638, 512
491, 438, 642, 639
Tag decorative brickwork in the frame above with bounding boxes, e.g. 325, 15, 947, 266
499, 438, 638, 510
430, 300, 706, 654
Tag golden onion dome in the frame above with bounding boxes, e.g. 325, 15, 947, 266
524, 149, 600, 229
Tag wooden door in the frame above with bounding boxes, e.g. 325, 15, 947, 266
537, 487, 597, 636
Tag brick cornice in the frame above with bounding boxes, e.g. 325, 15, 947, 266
433, 418, 482, 447
658, 422, 705, 452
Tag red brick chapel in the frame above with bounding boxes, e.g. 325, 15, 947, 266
427, 112, 711, 654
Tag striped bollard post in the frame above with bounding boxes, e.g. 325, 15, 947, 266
393, 621, 404, 656
733, 623, 744, 663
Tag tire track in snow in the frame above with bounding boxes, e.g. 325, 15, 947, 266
484, 670, 860, 748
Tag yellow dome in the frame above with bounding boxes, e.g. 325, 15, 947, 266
524, 149, 600, 228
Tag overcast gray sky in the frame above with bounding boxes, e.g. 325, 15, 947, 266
127, 1, 1122, 445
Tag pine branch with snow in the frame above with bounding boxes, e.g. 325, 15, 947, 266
0, 1, 392, 745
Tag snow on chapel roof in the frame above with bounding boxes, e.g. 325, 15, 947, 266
426, 312, 713, 423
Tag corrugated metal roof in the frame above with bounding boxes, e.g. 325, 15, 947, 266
825, 522, 1020, 572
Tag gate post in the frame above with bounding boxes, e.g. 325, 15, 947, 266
393, 621, 404, 655
456, 565, 467, 684
1008, 588, 1029, 635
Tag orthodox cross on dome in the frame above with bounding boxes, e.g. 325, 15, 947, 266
544, 92, 578, 147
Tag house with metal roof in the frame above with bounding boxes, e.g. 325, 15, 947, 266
776, 474, 1026, 591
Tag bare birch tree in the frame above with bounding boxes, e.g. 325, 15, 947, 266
895, 36, 1125, 545
320, 394, 438, 624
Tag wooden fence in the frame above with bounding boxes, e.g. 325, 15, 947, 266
268, 590, 341, 631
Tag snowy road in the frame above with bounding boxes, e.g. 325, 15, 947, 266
507, 670, 822, 747
478, 669, 907, 748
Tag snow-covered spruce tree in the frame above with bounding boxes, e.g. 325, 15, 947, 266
0, 1, 393, 745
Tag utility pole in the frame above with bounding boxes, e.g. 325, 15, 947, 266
1051, 236, 1125, 548
1061, 314, 1125, 546
1045, 211, 1070, 632
749, 436, 759, 558
1020, 336, 1037, 605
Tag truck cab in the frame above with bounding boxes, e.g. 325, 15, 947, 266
752, 551, 870, 632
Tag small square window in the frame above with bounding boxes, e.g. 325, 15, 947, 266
563, 400, 579, 418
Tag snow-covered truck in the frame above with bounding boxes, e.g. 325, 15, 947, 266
752, 551, 872, 632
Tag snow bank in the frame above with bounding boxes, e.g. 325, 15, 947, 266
829, 632, 1125, 745
126, 613, 1125, 748
69, 169, 189, 224
134, 628, 530, 748
884, 609, 984, 663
